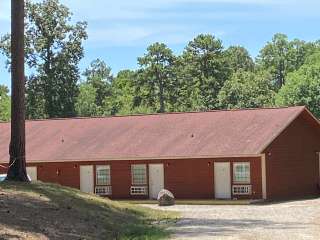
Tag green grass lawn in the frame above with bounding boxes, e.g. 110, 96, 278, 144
0, 181, 178, 240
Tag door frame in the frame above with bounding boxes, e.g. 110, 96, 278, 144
148, 163, 164, 199
214, 162, 231, 199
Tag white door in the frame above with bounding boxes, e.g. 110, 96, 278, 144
80, 165, 94, 193
26, 167, 37, 181
149, 164, 164, 199
214, 162, 231, 199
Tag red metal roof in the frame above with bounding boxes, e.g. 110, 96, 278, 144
0, 106, 312, 162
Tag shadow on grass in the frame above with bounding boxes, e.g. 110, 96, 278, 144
252, 195, 320, 206
171, 217, 311, 238
0, 181, 177, 240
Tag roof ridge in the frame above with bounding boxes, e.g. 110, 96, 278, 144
0, 106, 306, 123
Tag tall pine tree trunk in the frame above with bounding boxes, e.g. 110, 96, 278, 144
6, 0, 29, 182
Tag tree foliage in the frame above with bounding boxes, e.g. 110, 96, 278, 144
225, 46, 254, 72
256, 33, 318, 90
103, 70, 136, 115
75, 83, 100, 117
181, 34, 230, 110
218, 70, 275, 109
0, 85, 10, 121
83, 59, 113, 107
275, 51, 320, 118
0, 0, 87, 119
136, 42, 176, 113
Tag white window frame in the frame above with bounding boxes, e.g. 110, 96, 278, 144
131, 164, 147, 185
233, 162, 251, 184
96, 165, 111, 186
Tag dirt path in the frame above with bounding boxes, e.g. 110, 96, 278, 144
143, 198, 320, 240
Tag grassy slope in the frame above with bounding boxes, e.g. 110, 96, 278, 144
0, 181, 178, 240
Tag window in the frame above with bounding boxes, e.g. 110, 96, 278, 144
233, 162, 250, 183
131, 164, 147, 185
96, 165, 111, 185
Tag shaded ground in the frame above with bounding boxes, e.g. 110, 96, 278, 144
0, 181, 178, 240
143, 198, 320, 240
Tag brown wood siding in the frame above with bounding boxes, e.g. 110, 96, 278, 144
164, 159, 214, 198
0, 163, 8, 174
264, 113, 320, 200
2, 158, 262, 199
36, 162, 80, 189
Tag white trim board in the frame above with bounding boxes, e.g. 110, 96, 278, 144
261, 154, 267, 200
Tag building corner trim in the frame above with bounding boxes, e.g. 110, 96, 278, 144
261, 153, 267, 200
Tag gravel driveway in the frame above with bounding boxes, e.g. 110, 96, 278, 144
142, 198, 320, 240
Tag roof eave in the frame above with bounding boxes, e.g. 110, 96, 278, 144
0, 153, 263, 164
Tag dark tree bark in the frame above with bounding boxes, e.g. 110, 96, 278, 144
6, 0, 29, 182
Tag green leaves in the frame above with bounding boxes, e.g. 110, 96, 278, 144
75, 84, 101, 117
181, 34, 231, 110
225, 46, 254, 73
218, 70, 275, 109
76, 33, 320, 118
0, 0, 87, 119
0, 85, 10, 121
136, 42, 176, 113
275, 51, 320, 118
256, 33, 318, 90
83, 59, 113, 108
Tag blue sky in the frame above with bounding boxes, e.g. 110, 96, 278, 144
1, 0, 320, 89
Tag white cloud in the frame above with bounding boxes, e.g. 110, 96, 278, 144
85, 21, 225, 47
87, 26, 152, 46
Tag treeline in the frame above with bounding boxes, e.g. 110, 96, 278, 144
1, 0, 320, 121
77, 35, 320, 118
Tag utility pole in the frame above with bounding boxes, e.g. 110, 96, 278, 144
6, 0, 29, 181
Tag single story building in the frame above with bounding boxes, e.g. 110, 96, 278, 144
0, 106, 319, 200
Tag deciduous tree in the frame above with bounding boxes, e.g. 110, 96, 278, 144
256, 33, 317, 90
275, 51, 320, 118
103, 70, 136, 115
218, 70, 275, 109
0, 0, 87, 119
83, 59, 113, 108
75, 83, 100, 117
225, 46, 254, 72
